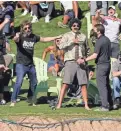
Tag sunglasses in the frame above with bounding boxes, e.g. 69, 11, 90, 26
72, 24, 79, 27
24, 26, 31, 30
56, 40, 60, 42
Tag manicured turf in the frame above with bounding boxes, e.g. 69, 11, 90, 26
1, 2, 121, 118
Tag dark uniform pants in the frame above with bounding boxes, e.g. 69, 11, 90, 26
96, 63, 113, 108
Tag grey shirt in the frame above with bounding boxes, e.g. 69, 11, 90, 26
94, 35, 111, 65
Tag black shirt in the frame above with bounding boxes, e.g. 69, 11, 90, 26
16, 34, 40, 65
94, 35, 111, 65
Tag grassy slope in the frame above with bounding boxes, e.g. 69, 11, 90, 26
0, 2, 121, 118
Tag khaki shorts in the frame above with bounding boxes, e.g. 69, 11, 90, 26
63, 61, 88, 86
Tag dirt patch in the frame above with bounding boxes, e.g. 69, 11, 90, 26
0, 116, 121, 131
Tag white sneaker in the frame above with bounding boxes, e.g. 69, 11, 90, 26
0, 99, 6, 105
45, 15, 50, 23
21, 9, 28, 16
10, 102, 15, 107
31, 15, 39, 23
30, 11, 33, 17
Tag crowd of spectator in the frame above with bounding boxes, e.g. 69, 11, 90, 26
0, 1, 121, 111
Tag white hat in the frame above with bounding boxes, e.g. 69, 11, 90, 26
108, 5, 116, 10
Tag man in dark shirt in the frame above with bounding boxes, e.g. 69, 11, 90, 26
10, 20, 61, 106
77, 24, 113, 111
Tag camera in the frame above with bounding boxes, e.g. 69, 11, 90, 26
96, 1, 102, 9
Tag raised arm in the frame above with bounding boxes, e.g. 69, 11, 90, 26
95, 10, 105, 23
13, 32, 20, 43
42, 46, 53, 60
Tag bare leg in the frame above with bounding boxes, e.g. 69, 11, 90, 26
81, 85, 91, 110
63, 15, 70, 25
18, 1, 28, 10
56, 84, 68, 109
54, 64, 59, 72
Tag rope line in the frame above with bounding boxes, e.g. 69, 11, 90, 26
0, 118, 121, 129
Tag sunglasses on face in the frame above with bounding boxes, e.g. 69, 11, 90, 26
56, 40, 60, 43
24, 26, 31, 31
72, 24, 79, 28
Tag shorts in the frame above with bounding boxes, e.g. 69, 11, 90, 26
47, 60, 56, 69
90, 1, 107, 16
63, 61, 88, 86
64, 10, 74, 19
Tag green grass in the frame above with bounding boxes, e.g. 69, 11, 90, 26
1, 2, 121, 118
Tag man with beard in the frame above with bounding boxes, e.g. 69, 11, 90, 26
56, 18, 90, 110
10, 20, 61, 106
96, 5, 121, 59
77, 24, 113, 111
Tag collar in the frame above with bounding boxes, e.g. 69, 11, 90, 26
98, 34, 104, 39
71, 31, 81, 35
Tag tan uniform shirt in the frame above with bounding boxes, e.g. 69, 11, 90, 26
58, 31, 90, 62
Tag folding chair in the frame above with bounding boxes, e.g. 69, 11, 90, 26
85, 12, 92, 39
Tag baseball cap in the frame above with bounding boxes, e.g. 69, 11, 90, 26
108, 5, 116, 10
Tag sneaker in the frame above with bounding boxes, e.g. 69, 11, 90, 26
94, 107, 109, 112
10, 102, 15, 107
16, 98, 20, 102
113, 97, 120, 110
21, 9, 28, 16
45, 14, 50, 23
31, 15, 39, 23
30, 11, 33, 17
58, 21, 68, 28
0, 99, 6, 105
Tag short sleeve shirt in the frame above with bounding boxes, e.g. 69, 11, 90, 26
103, 17, 121, 43
94, 35, 111, 65
16, 34, 40, 65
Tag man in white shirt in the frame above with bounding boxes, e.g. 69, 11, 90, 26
96, 5, 121, 59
